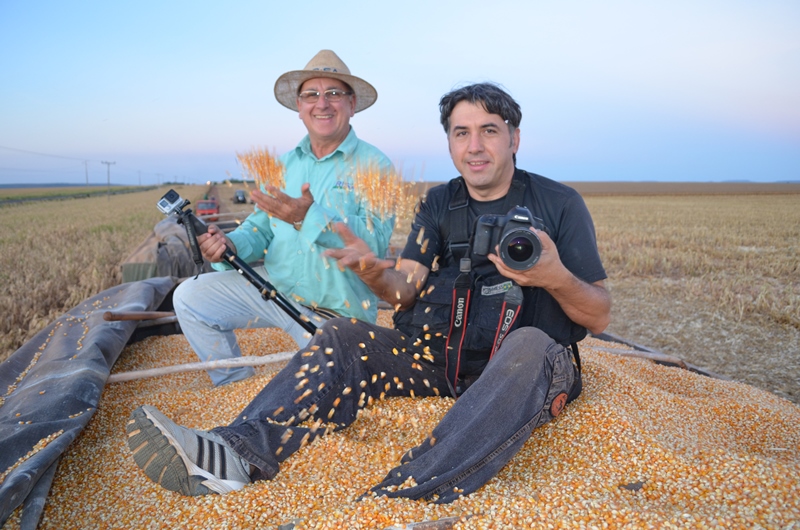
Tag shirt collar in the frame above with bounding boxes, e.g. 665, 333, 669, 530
296, 127, 358, 162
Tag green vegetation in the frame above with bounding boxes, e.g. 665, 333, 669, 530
0, 186, 152, 201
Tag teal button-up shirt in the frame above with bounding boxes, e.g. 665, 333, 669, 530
214, 128, 395, 323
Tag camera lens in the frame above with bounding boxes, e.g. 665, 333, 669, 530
499, 229, 542, 270
507, 237, 533, 262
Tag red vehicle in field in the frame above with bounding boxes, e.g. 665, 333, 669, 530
195, 199, 220, 221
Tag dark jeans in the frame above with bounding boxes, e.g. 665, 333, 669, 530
212, 317, 579, 503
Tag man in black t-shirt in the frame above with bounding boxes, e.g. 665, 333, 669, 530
126, 83, 611, 504
393, 167, 607, 385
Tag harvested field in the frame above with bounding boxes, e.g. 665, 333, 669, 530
585, 192, 799, 404
4, 313, 799, 528
565, 181, 800, 196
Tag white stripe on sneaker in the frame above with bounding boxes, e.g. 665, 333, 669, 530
142, 407, 247, 494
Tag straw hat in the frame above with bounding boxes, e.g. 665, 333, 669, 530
274, 50, 377, 113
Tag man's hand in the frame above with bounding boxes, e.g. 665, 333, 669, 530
489, 227, 611, 334
324, 223, 428, 310
323, 223, 394, 284
197, 224, 234, 263
252, 184, 314, 225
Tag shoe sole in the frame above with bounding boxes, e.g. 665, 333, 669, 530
126, 406, 244, 496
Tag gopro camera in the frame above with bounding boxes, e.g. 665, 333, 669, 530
157, 189, 187, 216
473, 206, 550, 270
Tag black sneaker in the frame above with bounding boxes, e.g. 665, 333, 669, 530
126, 405, 251, 496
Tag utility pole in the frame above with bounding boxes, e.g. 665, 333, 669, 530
138, 170, 141, 186
156, 173, 163, 187
85, 161, 89, 187
101, 161, 115, 198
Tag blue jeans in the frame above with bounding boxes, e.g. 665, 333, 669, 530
172, 267, 317, 386
212, 318, 579, 503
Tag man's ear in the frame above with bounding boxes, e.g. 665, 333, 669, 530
512, 127, 520, 153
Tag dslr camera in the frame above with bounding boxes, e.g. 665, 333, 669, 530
473, 206, 550, 270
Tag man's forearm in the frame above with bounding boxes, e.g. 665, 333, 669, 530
359, 264, 420, 311
546, 276, 611, 335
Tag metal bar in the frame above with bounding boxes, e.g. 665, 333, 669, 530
107, 352, 295, 383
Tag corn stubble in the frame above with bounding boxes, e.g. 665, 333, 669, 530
587, 193, 800, 403
5, 318, 798, 529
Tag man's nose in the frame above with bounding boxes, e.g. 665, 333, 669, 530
314, 92, 331, 108
468, 134, 484, 153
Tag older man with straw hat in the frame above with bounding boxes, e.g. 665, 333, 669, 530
172, 50, 394, 386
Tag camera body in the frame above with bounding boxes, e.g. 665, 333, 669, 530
473, 206, 550, 270
156, 189, 188, 216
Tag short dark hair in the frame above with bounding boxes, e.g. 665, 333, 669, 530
439, 82, 522, 133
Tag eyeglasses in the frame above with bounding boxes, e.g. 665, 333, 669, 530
297, 89, 352, 104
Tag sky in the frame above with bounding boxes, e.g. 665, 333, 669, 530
1, 0, 798, 186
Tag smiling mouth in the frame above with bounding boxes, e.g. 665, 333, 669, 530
314, 114, 334, 119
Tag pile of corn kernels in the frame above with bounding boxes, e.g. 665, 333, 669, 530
5, 313, 799, 529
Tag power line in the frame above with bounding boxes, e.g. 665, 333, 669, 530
0, 145, 95, 162
1, 146, 182, 186
0, 165, 86, 173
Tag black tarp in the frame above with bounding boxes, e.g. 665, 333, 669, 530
0, 276, 178, 527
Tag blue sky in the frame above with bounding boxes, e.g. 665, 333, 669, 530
1, 1, 798, 185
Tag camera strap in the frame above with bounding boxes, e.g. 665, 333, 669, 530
570, 342, 581, 372
444, 276, 525, 396
444, 258, 473, 396
489, 284, 524, 359
446, 179, 471, 263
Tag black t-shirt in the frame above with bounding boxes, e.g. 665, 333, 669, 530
394, 169, 607, 365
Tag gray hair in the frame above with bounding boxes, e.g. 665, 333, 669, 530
439, 82, 522, 133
